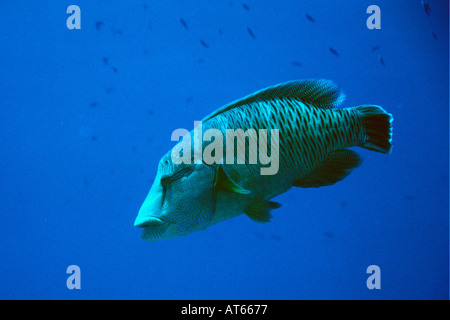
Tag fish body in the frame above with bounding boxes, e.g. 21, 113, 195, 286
134, 79, 393, 241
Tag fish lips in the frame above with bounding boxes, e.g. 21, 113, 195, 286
134, 216, 171, 241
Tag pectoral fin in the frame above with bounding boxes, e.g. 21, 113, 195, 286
214, 165, 251, 194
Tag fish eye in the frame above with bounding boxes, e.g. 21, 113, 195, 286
160, 175, 170, 187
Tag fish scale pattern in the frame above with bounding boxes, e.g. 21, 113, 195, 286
204, 95, 364, 180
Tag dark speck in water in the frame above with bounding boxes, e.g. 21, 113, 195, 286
305, 14, 315, 22
106, 87, 114, 94
247, 27, 255, 39
110, 27, 123, 35
329, 47, 339, 56
180, 18, 189, 30
422, 0, 431, 15
185, 96, 194, 104
270, 235, 281, 241
95, 21, 104, 31
323, 231, 335, 239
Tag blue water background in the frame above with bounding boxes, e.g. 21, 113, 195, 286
0, 0, 448, 299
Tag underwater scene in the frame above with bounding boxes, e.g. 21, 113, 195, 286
0, 0, 448, 300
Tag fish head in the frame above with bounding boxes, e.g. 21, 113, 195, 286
134, 152, 216, 241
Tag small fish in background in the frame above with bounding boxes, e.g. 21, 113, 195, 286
291, 61, 302, 67
405, 195, 415, 201
218, 28, 223, 35
242, 3, 250, 10
247, 27, 255, 39
110, 27, 123, 35
179, 18, 189, 30
371, 45, 380, 52
105, 87, 114, 94
185, 96, 194, 104
305, 13, 315, 23
378, 55, 386, 66
395, 102, 404, 109
148, 109, 154, 115
254, 232, 281, 241
111, 66, 119, 73
254, 232, 266, 240
91, 135, 98, 141
432, 32, 438, 40
340, 201, 348, 208
422, 0, 431, 15
199, 39, 209, 48
102, 57, 109, 65
89, 101, 99, 108
95, 21, 104, 31
270, 234, 281, 241
323, 231, 335, 239
329, 47, 339, 56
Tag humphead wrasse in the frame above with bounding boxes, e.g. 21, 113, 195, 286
134, 79, 393, 241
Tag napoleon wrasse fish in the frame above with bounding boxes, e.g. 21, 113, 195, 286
134, 79, 393, 241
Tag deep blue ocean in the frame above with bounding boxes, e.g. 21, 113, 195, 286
0, 1, 448, 300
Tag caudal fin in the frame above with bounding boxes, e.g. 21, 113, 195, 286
356, 105, 393, 154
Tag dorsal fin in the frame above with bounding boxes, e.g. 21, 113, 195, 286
203, 79, 345, 121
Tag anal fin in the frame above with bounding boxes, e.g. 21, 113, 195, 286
294, 149, 362, 188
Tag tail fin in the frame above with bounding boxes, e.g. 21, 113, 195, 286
356, 105, 393, 154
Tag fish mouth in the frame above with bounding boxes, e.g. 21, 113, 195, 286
134, 216, 171, 241
134, 216, 167, 228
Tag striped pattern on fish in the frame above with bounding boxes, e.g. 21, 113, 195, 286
200, 79, 392, 201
